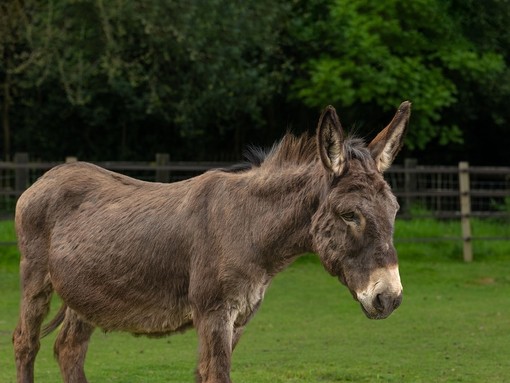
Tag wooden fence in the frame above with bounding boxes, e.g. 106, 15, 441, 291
0, 153, 509, 261
385, 160, 510, 261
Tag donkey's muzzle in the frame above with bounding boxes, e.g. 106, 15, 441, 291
359, 292, 402, 320
356, 266, 403, 320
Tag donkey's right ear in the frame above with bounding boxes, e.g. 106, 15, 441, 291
317, 105, 345, 175
368, 101, 411, 172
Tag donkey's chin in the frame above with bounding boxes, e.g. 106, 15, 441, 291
359, 303, 394, 320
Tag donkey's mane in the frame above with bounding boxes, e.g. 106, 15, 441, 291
264, 133, 317, 167
222, 132, 373, 173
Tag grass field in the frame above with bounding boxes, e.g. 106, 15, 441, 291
1, 219, 510, 382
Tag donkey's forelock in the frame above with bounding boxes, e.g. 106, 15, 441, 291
342, 138, 374, 164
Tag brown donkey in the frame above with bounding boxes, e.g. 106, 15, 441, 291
13, 102, 411, 383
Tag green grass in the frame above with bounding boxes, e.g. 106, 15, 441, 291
1, 219, 510, 382
395, 217, 510, 261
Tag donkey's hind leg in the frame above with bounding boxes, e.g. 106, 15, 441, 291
54, 308, 95, 383
12, 259, 53, 383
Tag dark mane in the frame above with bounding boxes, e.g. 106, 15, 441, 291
217, 146, 270, 173
263, 133, 317, 168
220, 133, 374, 173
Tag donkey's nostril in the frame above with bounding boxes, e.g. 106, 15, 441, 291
373, 293, 402, 314
373, 293, 385, 312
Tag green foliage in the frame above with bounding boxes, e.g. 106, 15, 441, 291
2, 0, 510, 162
288, 0, 506, 150
494, 197, 510, 214
1, 0, 290, 160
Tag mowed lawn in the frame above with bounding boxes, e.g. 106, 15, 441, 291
1, 219, 510, 383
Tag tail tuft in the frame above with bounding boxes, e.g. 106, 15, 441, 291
41, 304, 67, 338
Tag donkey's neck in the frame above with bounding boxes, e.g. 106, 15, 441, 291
241, 162, 325, 272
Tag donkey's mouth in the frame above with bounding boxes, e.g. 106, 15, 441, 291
359, 292, 403, 320
360, 303, 391, 320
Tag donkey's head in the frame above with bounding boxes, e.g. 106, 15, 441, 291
311, 102, 411, 319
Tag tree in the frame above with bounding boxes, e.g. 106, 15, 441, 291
7, 0, 290, 160
446, 0, 510, 164
287, 0, 506, 152
0, 0, 33, 160
4, 0, 510, 164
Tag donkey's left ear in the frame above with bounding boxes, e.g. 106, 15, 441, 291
317, 105, 345, 175
368, 101, 411, 172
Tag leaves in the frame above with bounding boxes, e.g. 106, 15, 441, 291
288, 0, 507, 150
1, 0, 510, 162
1, 0, 290, 160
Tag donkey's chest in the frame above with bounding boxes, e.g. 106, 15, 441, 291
229, 280, 269, 327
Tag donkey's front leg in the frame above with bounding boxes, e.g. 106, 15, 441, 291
194, 310, 235, 383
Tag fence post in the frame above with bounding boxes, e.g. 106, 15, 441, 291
155, 153, 170, 183
14, 152, 29, 195
459, 161, 473, 262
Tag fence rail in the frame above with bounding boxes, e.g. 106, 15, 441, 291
1, 154, 509, 261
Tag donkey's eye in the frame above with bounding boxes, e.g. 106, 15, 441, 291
341, 212, 356, 222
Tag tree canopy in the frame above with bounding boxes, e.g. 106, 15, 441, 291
1, 0, 509, 164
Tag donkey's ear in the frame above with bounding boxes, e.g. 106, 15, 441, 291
368, 101, 411, 172
317, 105, 345, 175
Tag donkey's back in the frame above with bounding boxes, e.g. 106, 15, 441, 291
16, 162, 158, 233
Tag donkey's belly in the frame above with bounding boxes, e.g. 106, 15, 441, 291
84, 299, 194, 336
47, 207, 196, 335
55, 274, 193, 335
49, 252, 193, 335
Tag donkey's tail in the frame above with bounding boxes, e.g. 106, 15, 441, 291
41, 304, 67, 338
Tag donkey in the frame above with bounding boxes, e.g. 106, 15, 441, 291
13, 101, 411, 383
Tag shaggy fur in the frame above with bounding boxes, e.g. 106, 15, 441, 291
13, 102, 411, 383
